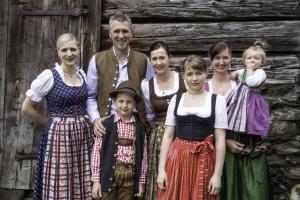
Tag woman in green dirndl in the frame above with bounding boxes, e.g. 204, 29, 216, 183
205, 41, 270, 200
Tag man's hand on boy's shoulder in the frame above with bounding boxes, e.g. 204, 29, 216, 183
93, 116, 110, 137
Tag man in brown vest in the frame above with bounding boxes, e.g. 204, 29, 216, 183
86, 11, 154, 136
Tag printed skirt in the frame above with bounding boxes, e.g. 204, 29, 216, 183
227, 84, 270, 137
33, 115, 94, 200
157, 135, 219, 200
145, 121, 165, 200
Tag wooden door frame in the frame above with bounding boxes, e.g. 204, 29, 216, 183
0, 0, 102, 190
0, 0, 8, 179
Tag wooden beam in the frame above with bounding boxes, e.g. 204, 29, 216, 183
100, 21, 300, 53
102, 0, 300, 21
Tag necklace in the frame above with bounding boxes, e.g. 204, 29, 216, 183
61, 65, 77, 77
63, 70, 79, 86
63, 70, 77, 78
212, 79, 230, 95
156, 71, 174, 95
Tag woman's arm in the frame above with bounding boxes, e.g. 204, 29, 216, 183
157, 125, 175, 189
21, 97, 47, 125
208, 128, 226, 195
244, 68, 266, 87
213, 128, 226, 176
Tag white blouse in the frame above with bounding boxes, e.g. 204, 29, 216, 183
237, 69, 266, 87
25, 63, 86, 102
165, 92, 228, 129
207, 79, 238, 97
141, 71, 180, 120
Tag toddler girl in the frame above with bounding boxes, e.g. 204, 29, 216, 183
227, 40, 270, 158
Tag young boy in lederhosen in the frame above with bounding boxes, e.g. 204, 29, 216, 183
91, 81, 147, 200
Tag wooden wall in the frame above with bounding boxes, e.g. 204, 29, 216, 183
100, 0, 300, 198
0, 0, 101, 190
0, 0, 299, 199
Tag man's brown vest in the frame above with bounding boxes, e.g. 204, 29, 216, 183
95, 48, 148, 122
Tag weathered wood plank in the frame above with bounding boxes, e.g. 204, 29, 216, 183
82, 0, 102, 71
100, 21, 300, 53
102, 0, 300, 21
0, 0, 43, 188
0, 0, 8, 182
0, 0, 83, 189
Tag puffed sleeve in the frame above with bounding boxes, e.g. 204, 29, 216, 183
25, 69, 54, 102
244, 69, 266, 87
165, 95, 177, 126
214, 95, 228, 129
141, 79, 155, 121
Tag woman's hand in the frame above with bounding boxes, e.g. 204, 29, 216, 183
91, 182, 102, 199
226, 139, 244, 154
157, 170, 168, 189
208, 174, 221, 195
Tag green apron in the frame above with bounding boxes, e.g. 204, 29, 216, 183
221, 131, 270, 200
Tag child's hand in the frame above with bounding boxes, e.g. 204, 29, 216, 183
208, 174, 221, 195
92, 182, 102, 199
157, 170, 168, 189
229, 71, 239, 80
246, 63, 256, 73
135, 183, 144, 197
245, 64, 255, 76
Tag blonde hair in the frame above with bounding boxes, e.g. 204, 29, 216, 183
56, 33, 79, 50
242, 40, 267, 64
181, 55, 207, 73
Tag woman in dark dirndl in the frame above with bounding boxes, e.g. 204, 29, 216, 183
22, 33, 93, 200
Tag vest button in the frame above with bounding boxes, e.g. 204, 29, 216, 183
115, 142, 118, 145
114, 154, 117, 157
109, 177, 113, 181
106, 105, 110, 107
109, 98, 112, 101
112, 84, 115, 87
108, 188, 112, 192
112, 166, 115, 169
